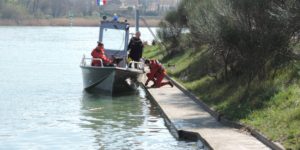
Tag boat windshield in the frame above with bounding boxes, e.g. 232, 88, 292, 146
102, 28, 126, 51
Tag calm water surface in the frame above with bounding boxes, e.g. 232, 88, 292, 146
0, 27, 196, 149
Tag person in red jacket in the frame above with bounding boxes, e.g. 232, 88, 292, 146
91, 41, 113, 66
144, 59, 173, 88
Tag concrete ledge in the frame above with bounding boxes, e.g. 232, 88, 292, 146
142, 84, 211, 149
165, 76, 285, 150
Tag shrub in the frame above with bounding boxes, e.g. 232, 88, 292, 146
163, 0, 300, 82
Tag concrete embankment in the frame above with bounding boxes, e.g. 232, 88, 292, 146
142, 76, 283, 150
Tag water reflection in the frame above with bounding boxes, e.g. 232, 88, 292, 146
80, 88, 197, 150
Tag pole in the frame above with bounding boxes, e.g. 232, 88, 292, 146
98, 6, 101, 25
135, 9, 140, 32
98, 6, 101, 41
69, 11, 73, 27
135, 0, 140, 32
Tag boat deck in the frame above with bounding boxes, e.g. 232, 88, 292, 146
142, 77, 275, 150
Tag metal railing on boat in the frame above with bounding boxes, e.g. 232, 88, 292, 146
81, 55, 145, 71
128, 61, 144, 70
81, 55, 104, 67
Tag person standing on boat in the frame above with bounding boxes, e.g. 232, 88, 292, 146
127, 31, 144, 62
112, 13, 119, 22
144, 59, 173, 88
91, 41, 113, 66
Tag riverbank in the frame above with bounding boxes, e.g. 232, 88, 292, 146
142, 76, 271, 149
0, 17, 161, 27
143, 44, 300, 149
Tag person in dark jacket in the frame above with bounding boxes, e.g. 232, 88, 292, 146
127, 31, 144, 62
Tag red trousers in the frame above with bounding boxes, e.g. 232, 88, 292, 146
146, 73, 169, 88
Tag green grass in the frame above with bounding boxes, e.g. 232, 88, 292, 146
143, 45, 165, 60
144, 45, 300, 149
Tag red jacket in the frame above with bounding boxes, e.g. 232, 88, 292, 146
91, 46, 112, 66
147, 60, 166, 80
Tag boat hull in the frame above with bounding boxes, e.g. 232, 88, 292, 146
80, 66, 144, 94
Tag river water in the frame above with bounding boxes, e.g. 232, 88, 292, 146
0, 27, 197, 149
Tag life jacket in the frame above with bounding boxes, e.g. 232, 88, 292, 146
147, 60, 166, 79
91, 46, 112, 66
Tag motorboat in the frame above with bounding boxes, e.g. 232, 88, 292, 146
80, 20, 144, 94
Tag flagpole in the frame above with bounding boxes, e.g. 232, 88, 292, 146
97, 0, 101, 41
135, 0, 140, 32
97, 0, 106, 25
98, 6, 101, 25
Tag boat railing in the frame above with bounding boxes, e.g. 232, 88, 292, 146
81, 55, 104, 67
81, 55, 145, 71
128, 61, 144, 70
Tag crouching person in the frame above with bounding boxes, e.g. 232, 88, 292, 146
144, 59, 173, 88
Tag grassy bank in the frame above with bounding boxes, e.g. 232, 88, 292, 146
144, 45, 300, 149
0, 17, 160, 27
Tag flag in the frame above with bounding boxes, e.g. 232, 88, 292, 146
96, 0, 107, 6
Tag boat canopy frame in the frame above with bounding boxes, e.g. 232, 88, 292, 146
98, 21, 130, 59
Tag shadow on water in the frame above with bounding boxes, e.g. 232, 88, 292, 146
79, 88, 198, 149
79, 87, 151, 149
84, 82, 142, 97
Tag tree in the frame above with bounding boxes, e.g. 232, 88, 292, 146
159, 0, 300, 82
157, 0, 188, 56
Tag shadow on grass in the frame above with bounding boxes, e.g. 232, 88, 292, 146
144, 45, 166, 60
146, 45, 292, 121
162, 47, 284, 121
179, 74, 280, 121
168, 49, 215, 81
